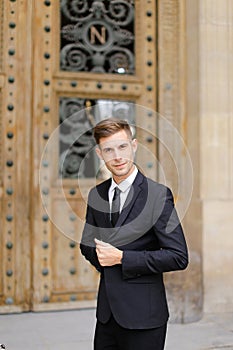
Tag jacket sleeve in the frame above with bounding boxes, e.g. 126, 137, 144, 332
79, 191, 102, 273
122, 187, 188, 279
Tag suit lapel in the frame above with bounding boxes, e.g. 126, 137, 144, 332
115, 171, 144, 227
96, 178, 111, 225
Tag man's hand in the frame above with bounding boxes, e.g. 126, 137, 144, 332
95, 238, 123, 266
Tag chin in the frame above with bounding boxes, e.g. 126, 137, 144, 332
116, 169, 130, 177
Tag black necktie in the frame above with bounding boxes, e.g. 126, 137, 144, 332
111, 187, 121, 226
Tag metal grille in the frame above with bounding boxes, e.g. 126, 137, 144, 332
60, 0, 135, 74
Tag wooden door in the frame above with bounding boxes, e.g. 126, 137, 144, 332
0, 0, 201, 323
0, 0, 157, 313
0, 0, 32, 312
31, 0, 157, 311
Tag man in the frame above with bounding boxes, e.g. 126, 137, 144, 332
80, 118, 188, 350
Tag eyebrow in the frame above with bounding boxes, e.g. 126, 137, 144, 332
102, 146, 113, 151
101, 141, 130, 150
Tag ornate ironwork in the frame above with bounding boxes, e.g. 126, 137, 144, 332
59, 98, 135, 178
60, 0, 135, 74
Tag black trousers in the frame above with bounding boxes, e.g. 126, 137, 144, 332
94, 316, 167, 350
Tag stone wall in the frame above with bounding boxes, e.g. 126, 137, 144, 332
186, 0, 233, 315
199, 0, 233, 313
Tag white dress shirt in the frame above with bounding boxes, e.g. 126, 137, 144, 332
108, 166, 138, 213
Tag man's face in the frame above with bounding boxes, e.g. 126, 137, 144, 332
96, 130, 137, 183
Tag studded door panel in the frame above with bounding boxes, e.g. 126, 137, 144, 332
0, 0, 32, 312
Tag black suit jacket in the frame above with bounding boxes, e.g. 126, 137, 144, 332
80, 171, 188, 329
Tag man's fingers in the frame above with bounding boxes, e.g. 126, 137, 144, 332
94, 238, 112, 248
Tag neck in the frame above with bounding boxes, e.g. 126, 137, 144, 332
113, 165, 136, 184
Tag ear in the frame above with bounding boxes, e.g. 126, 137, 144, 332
95, 146, 103, 160
132, 138, 138, 153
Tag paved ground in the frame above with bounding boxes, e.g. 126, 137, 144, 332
0, 309, 233, 350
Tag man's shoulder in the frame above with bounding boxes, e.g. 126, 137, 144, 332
88, 178, 111, 196
96, 178, 112, 190
142, 174, 169, 193
88, 173, 170, 197
86, 178, 111, 210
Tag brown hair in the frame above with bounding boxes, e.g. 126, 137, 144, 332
93, 118, 133, 144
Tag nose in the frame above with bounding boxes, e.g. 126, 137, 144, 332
113, 148, 122, 160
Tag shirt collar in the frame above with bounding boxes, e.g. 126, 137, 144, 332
110, 166, 138, 193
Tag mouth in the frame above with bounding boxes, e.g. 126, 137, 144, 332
113, 162, 127, 169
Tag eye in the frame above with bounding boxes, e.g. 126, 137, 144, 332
103, 147, 112, 154
119, 143, 128, 149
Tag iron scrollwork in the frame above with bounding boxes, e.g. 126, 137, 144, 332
60, 0, 135, 74
59, 98, 96, 178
